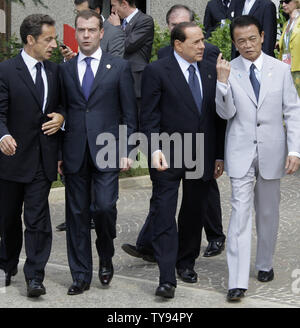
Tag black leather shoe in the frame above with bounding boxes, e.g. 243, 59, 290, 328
99, 260, 114, 286
121, 244, 156, 263
26, 279, 46, 298
203, 241, 225, 257
5, 267, 18, 287
56, 222, 66, 231
257, 268, 274, 282
155, 283, 175, 299
67, 280, 90, 295
227, 288, 246, 302
57, 220, 95, 231
177, 268, 198, 283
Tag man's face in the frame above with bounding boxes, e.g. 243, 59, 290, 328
167, 10, 191, 32
111, 0, 126, 19
30, 24, 57, 61
175, 26, 205, 63
233, 24, 264, 62
75, 16, 104, 56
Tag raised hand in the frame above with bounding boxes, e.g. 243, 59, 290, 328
216, 53, 231, 84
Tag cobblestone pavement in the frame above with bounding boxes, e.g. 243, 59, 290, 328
1, 172, 300, 308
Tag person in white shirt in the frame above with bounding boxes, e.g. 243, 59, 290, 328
216, 15, 300, 302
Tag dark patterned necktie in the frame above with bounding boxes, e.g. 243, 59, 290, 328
35, 62, 44, 108
188, 65, 202, 114
82, 57, 94, 101
249, 64, 260, 102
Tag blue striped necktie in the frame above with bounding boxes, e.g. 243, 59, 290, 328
249, 63, 260, 102
188, 65, 202, 114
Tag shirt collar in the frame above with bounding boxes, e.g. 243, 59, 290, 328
241, 51, 264, 73
174, 50, 198, 73
125, 8, 139, 23
21, 49, 43, 70
78, 47, 102, 63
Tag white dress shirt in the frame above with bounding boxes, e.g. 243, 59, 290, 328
77, 47, 102, 85
124, 8, 139, 25
242, 0, 256, 15
21, 49, 48, 113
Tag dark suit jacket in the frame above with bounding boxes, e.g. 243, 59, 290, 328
0, 53, 64, 183
234, 0, 277, 57
59, 51, 138, 174
101, 20, 125, 57
158, 42, 220, 65
140, 54, 225, 181
204, 0, 237, 39
121, 10, 154, 98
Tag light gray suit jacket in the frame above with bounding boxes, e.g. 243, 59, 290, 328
101, 20, 125, 58
216, 53, 300, 179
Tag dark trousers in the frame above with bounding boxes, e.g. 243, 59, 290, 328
0, 162, 52, 281
148, 168, 210, 286
65, 150, 119, 284
136, 178, 225, 254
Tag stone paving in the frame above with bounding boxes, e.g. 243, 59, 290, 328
1, 171, 300, 308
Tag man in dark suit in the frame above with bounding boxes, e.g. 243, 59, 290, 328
0, 14, 65, 297
109, 0, 154, 107
59, 10, 137, 295
122, 5, 226, 269
233, 0, 277, 57
57, 0, 126, 233
140, 21, 225, 298
204, 0, 237, 39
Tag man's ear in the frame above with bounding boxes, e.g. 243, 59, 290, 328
95, 8, 101, 15
27, 34, 36, 46
261, 31, 264, 44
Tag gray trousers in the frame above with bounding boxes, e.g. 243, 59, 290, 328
227, 153, 280, 290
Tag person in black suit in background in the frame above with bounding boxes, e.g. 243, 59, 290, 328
140, 22, 225, 298
204, 0, 237, 39
109, 0, 154, 112
122, 5, 226, 270
59, 10, 137, 296
233, 0, 277, 57
0, 14, 65, 297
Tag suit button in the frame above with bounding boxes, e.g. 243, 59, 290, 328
254, 140, 257, 144
257, 123, 260, 127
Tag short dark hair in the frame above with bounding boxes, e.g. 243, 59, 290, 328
74, 0, 103, 12
20, 14, 55, 44
171, 21, 199, 48
75, 9, 103, 29
166, 5, 195, 25
230, 15, 263, 41
116, 0, 136, 7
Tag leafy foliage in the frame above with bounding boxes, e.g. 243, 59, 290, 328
0, 34, 22, 62
207, 19, 232, 61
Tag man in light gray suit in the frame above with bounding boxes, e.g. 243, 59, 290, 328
216, 15, 300, 302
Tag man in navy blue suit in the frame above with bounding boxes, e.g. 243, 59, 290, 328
122, 5, 226, 274
59, 10, 137, 295
233, 0, 277, 57
140, 21, 225, 298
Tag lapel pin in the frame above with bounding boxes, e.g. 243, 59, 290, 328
208, 74, 212, 79
106, 64, 111, 69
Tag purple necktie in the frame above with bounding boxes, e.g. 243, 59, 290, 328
82, 57, 94, 101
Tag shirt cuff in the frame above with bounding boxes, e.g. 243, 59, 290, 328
288, 151, 300, 158
217, 80, 230, 96
0, 134, 11, 142
152, 149, 161, 157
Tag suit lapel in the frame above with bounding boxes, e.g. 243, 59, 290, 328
198, 61, 214, 119
257, 55, 274, 110
125, 10, 141, 34
44, 61, 53, 113
67, 55, 85, 100
216, 0, 226, 17
15, 54, 41, 108
232, 57, 258, 106
88, 52, 112, 100
166, 55, 200, 117
249, 0, 261, 16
